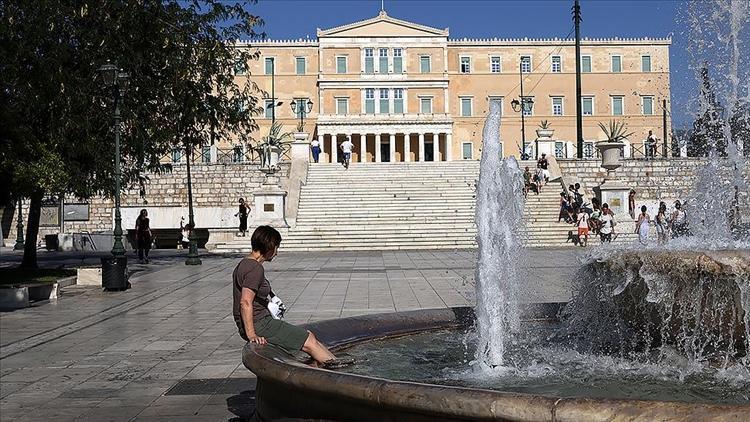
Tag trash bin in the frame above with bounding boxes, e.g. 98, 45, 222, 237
45, 234, 59, 251
101, 256, 129, 290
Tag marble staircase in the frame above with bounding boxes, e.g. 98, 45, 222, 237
213, 161, 635, 252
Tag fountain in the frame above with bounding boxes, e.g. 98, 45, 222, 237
242, 2, 749, 419
242, 96, 749, 417
474, 101, 523, 368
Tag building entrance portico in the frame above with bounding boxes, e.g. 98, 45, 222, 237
314, 118, 453, 164
315, 131, 451, 163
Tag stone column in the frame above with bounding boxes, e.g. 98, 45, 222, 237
404, 134, 411, 162
388, 133, 396, 162
318, 134, 325, 163
360, 134, 367, 162
331, 134, 338, 164
418, 133, 425, 162
375, 134, 382, 163
434, 133, 441, 161
445, 133, 452, 161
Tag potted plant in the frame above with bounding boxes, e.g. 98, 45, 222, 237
596, 120, 634, 177
256, 122, 293, 171
536, 120, 554, 139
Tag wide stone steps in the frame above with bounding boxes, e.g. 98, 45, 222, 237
213, 160, 631, 252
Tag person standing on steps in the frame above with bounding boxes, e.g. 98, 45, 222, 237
537, 153, 550, 183
523, 166, 534, 197
534, 166, 545, 193
656, 202, 669, 245
236, 198, 250, 237
635, 205, 651, 246
599, 203, 615, 243
670, 200, 689, 238
340, 136, 354, 169
628, 189, 637, 220
135, 209, 153, 264
310, 137, 321, 163
233, 226, 354, 369
576, 206, 590, 247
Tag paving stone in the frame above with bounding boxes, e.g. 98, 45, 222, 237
0, 249, 579, 419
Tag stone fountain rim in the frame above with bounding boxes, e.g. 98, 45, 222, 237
243, 305, 750, 421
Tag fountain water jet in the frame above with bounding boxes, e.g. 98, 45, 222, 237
473, 101, 524, 368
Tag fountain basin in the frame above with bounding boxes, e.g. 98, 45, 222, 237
242, 306, 749, 421
566, 250, 749, 360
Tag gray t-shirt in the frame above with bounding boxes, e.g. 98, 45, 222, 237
232, 258, 271, 331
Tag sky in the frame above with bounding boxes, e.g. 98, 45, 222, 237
245, 0, 716, 128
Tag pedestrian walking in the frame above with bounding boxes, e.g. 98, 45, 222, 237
537, 153, 550, 183
340, 136, 354, 169
310, 138, 321, 163
236, 198, 250, 237
232, 226, 354, 368
534, 167, 545, 193
628, 189, 636, 220
635, 205, 651, 246
135, 209, 152, 263
656, 202, 669, 245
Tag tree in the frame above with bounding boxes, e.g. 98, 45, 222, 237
0, 1, 264, 267
729, 99, 750, 157
688, 63, 727, 157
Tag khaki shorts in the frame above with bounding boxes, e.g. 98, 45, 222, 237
245, 315, 309, 353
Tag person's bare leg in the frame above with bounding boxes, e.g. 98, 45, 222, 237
302, 332, 335, 364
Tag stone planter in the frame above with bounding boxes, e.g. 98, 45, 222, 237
596, 140, 625, 178
267, 145, 282, 169
536, 129, 554, 139
258, 144, 283, 171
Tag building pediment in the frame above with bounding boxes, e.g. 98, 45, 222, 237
317, 11, 448, 38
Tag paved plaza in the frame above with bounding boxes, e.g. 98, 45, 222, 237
0, 248, 582, 421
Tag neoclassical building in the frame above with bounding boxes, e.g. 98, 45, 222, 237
233, 11, 671, 163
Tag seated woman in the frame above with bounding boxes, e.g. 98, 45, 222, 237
558, 192, 574, 223
232, 225, 352, 368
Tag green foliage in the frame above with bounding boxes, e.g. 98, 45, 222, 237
538, 120, 551, 130
0, 0, 265, 202
729, 100, 749, 157
262, 122, 293, 147
597, 120, 634, 143
0, 0, 266, 266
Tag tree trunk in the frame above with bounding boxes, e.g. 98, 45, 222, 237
21, 191, 43, 269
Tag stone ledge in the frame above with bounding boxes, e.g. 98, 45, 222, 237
0, 282, 59, 310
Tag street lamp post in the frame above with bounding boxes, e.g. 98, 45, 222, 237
98, 62, 130, 290
98, 63, 129, 257
13, 199, 24, 251
510, 64, 534, 160
290, 99, 314, 131
185, 142, 201, 266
